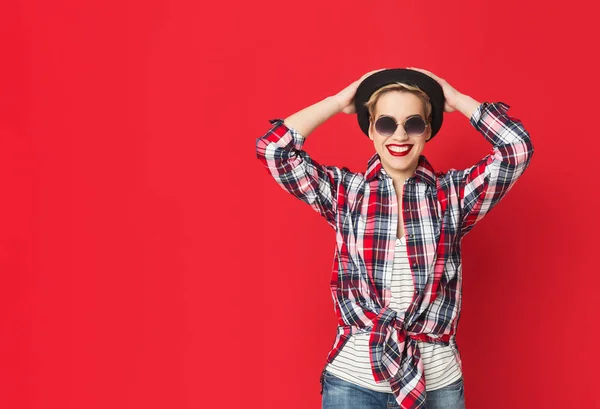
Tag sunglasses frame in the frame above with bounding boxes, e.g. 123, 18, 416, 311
372, 114, 430, 137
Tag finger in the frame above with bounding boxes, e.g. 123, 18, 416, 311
411, 67, 446, 84
409, 67, 433, 76
360, 68, 386, 80
409, 67, 434, 76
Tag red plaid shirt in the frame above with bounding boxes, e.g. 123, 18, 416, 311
256, 102, 534, 408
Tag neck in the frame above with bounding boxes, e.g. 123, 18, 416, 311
382, 162, 418, 189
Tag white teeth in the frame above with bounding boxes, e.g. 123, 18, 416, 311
388, 145, 410, 152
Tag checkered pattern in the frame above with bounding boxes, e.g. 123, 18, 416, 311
256, 102, 534, 408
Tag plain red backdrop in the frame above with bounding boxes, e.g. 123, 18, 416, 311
1, 0, 599, 408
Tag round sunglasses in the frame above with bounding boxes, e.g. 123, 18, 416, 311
373, 115, 429, 137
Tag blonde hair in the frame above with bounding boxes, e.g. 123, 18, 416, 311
364, 83, 432, 123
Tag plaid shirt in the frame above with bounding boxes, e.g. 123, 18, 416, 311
256, 102, 534, 408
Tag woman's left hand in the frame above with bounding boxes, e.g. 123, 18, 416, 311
407, 67, 462, 113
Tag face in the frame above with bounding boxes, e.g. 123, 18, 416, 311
368, 91, 431, 180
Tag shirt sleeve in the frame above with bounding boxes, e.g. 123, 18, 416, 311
255, 118, 345, 230
454, 102, 535, 237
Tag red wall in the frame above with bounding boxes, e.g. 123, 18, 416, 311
1, 1, 599, 408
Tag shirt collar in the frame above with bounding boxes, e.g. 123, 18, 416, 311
365, 153, 437, 187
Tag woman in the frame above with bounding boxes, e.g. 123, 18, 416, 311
255, 68, 534, 409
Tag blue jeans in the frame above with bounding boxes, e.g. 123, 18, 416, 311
321, 370, 466, 409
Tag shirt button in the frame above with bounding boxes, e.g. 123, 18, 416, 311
412, 262, 417, 267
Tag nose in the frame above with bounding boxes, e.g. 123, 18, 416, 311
390, 125, 409, 141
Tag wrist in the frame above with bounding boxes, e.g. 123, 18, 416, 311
327, 95, 345, 114
454, 93, 480, 119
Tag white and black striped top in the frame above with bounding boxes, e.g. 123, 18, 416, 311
325, 235, 463, 391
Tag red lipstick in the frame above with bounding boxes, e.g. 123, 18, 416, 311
386, 144, 413, 157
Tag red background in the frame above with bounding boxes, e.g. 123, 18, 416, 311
1, 0, 599, 408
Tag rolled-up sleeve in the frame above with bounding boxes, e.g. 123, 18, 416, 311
454, 102, 535, 236
256, 119, 344, 229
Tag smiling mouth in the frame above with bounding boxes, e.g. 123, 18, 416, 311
386, 144, 413, 157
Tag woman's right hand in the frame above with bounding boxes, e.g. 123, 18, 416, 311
333, 69, 386, 114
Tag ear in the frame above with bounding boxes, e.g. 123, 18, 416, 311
368, 118, 375, 141
425, 119, 433, 141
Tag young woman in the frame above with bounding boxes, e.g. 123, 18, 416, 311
256, 68, 534, 409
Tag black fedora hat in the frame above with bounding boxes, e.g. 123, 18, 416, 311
354, 68, 445, 142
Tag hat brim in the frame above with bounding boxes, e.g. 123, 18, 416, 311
354, 68, 445, 141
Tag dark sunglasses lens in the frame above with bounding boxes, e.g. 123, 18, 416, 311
375, 117, 397, 136
405, 117, 426, 136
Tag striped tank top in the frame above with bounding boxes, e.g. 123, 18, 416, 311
325, 235, 463, 391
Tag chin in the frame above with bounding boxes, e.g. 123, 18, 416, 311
387, 154, 416, 166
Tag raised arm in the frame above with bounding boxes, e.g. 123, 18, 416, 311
410, 68, 535, 237
455, 101, 534, 236
255, 70, 384, 228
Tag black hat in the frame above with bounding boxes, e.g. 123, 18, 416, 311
354, 68, 445, 142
